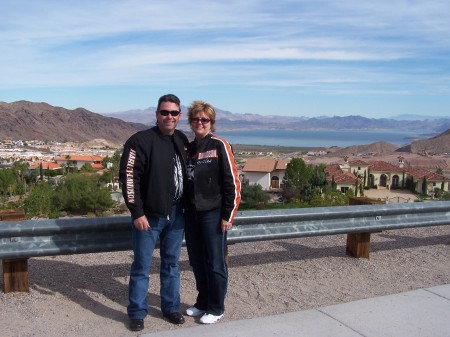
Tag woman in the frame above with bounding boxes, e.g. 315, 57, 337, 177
184, 100, 241, 324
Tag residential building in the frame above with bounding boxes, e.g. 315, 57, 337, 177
324, 163, 358, 194
54, 155, 104, 170
28, 162, 62, 171
241, 158, 290, 190
407, 168, 449, 195
242, 156, 449, 197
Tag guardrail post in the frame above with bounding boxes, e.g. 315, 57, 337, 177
1, 209, 29, 293
346, 233, 371, 258
2, 258, 29, 293
345, 197, 385, 259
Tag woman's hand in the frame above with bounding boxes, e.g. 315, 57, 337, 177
221, 219, 233, 233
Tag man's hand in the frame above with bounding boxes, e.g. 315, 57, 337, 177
134, 215, 150, 231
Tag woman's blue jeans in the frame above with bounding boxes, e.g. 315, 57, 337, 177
185, 207, 228, 315
127, 202, 185, 320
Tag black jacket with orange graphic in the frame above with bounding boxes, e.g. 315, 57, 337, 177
186, 133, 241, 223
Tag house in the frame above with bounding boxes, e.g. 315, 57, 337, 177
367, 160, 406, 189
324, 164, 358, 194
54, 155, 104, 171
325, 156, 449, 195
241, 158, 290, 190
241, 155, 449, 197
348, 159, 370, 180
407, 168, 449, 195
29, 162, 62, 171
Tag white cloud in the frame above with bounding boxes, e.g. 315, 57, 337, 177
1, 0, 450, 116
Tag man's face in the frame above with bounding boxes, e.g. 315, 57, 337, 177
156, 101, 182, 135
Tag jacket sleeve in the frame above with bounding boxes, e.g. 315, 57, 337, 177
119, 137, 146, 219
217, 138, 241, 223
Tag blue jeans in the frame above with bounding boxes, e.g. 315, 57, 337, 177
185, 207, 228, 315
127, 202, 185, 319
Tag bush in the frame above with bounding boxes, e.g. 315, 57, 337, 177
24, 182, 59, 218
54, 173, 114, 215
440, 191, 450, 201
240, 184, 270, 209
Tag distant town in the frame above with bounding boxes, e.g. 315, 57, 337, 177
2, 136, 449, 206
0, 138, 118, 169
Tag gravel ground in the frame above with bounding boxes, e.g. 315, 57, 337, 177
1, 224, 449, 337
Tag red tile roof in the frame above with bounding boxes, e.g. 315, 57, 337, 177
324, 163, 358, 183
368, 161, 403, 172
324, 163, 341, 175
243, 158, 277, 172
29, 162, 61, 170
91, 163, 104, 170
326, 170, 357, 183
54, 155, 104, 162
407, 168, 448, 181
275, 159, 290, 170
349, 160, 369, 166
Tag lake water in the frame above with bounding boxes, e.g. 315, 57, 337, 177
215, 129, 433, 148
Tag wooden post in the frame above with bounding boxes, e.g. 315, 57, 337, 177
346, 197, 384, 259
2, 258, 29, 293
1, 209, 29, 293
0, 208, 27, 221
346, 233, 371, 259
348, 196, 385, 206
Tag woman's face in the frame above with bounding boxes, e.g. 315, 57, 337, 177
190, 111, 212, 139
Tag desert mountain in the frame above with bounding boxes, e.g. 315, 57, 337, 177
325, 129, 450, 156
105, 107, 450, 134
396, 128, 450, 154
1, 101, 449, 154
0, 101, 147, 144
324, 141, 399, 157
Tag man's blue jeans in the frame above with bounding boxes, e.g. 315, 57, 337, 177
185, 207, 228, 315
127, 202, 185, 320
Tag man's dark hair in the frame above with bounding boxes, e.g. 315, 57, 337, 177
157, 94, 181, 111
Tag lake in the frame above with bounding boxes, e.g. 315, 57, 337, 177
215, 129, 433, 148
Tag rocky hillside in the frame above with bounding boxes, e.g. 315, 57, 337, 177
323, 128, 450, 155
0, 101, 147, 144
325, 129, 450, 155
396, 128, 450, 154
324, 141, 399, 156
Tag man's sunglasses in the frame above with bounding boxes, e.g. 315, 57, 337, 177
159, 110, 180, 117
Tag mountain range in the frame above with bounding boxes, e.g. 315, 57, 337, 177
1, 101, 449, 154
104, 106, 450, 134
0, 101, 147, 145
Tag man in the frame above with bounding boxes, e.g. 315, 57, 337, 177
119, 94, 188, 331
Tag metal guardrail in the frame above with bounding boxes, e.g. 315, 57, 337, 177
228, 201, 450, 243
1, 201, 449, 260
0, 216, 131, 260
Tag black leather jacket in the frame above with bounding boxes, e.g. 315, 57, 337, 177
119, 126, 188, 219
186, 133, 241, 222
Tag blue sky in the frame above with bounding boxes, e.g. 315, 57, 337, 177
1, 0, 449, 118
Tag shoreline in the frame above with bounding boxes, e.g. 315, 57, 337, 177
231, 143, 313, 153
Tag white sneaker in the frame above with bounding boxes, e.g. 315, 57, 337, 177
199, 313, 223, 324
186, 306, 205, 317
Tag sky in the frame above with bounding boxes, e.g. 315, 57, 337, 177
1, 0, 450, 118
